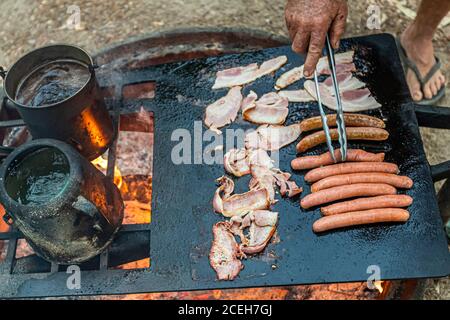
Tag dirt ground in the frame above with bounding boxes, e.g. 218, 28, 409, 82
0, 0, 449, 299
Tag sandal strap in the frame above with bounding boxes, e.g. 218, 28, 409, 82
421, 56, 441, 88
403, 55, 441, 91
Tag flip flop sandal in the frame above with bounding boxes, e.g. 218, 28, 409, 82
395, 36, 445, 105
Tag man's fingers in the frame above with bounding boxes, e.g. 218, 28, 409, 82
329, 7, 348, 49
303, 31, 327, 78
291, 31, 310, 54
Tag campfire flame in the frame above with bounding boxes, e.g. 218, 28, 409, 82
91, 156, 123, 189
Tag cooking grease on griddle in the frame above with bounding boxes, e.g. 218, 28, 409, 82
5, 147, 70, 205
14, 59, 90, 107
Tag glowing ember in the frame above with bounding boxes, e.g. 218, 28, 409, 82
91, 156, 123, 189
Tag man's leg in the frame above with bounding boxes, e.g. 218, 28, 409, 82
400, 0, 449, 101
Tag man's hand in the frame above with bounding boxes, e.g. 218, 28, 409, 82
285, 0, 348, 77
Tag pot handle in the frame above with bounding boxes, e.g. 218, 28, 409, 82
0, 83, 27, 158
0, 67, 6, 80
414, 104, 450, 182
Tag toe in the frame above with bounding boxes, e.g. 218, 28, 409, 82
407, 71, 423, 101
430, 81, 438, 96
412, 89, 423, 101
423, 84, 433, 100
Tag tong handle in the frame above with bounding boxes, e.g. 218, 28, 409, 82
313, 70, 336, 162
325, 34, 347, 161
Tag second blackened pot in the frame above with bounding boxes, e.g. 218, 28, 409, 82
0, 139, 124, 264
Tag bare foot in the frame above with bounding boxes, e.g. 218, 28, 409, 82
400, 24, 446, 101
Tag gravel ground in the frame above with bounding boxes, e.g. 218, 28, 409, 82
0, 0, 448, 299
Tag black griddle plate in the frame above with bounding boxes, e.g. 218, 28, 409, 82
3, 34, 448, 297
136, 33, 449, 291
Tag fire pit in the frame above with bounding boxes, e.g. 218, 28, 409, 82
0, 28, 448, 300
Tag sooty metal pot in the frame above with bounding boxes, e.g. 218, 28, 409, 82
0, 44, 115, 161
0, 139, 124, 264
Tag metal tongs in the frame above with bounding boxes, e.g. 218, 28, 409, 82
312, 34, 347, 162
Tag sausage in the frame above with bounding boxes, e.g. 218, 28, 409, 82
296, 127, 389, 153
300, 183, 397, 209
305, 162, 399, 183
321, 195, 413, 215
313, 208, 410, 233
311, 173, 413, 192
291, 149, 385, 170
300, 114, 386, 132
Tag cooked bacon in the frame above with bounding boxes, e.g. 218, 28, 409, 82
278, 89, 315, 102
242, 91, 289, 125
241, 210, 278, 255
275, 51, 355, 90
245, 124, 302, 151
258, 56, 288, 77
322, 71, 365, 91
229, 215, 249, 245
249, 165, 278, 203
224, 148, 301, 203
275, 66, 304, 90
317, 51, 355, 75
250, 165, 302, 202
204, 86, 243, 131
241, 90, 258, 112
224, 148, 251, 177
209, 221, 245, 281
224, 148, 273, 177
304, 80, 381, 112
273, 170, 303, 198
213, 56, 287, 89
213, 176, 270, 217
342, 88, 372, 100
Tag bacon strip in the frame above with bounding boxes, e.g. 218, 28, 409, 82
322, 71, 365, 91
275, 51, 355, 90
242, 91, 289, 125
245, 124, 302, 151
209, 221, 245, 281
249, 165, 302, 202
213, 56, 287, 89
278, 89, 315, 102
317, 51, 355, 75
249, 165, 278, 203
224, 149, 302, 202
224, 148, 274, 177
241, 210, 278, 255
304, 80, 381, 112
275, 66, 304, 90
213, 176, 270, 217
204, 86, 243, 131
228, 210, 279, 255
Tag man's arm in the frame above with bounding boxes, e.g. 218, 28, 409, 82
285, 0, 348, 77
